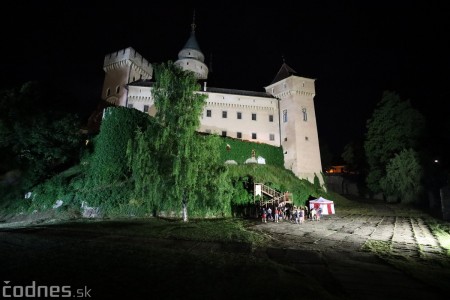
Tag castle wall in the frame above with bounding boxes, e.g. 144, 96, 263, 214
127, 86, 154, 115
198, 91, 280, 146
101, 46, 323, 185
103, 47, 152, 76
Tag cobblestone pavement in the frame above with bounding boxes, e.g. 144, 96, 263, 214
251, 205, 450, 300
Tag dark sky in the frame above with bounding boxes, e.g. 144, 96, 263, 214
1, 1, 449, 159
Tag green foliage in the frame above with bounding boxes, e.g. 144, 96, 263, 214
0, 81, 84, 190
226, 164, 326, 206
86, 106, 152, 185
380, 148, 423, 203
128, 61, 233, 220
364, 91, 425, 194
28, 175, 75, 211
219, 137, 284, 167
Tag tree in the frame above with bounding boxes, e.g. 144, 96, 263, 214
364, 90, 425, 198
130, 61, 231, 221
380, 148, 422, 203
0, 82, 84, 189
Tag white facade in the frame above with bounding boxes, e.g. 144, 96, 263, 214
101, 24, 323, 184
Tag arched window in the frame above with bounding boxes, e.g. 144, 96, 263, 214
106, 88, 111, 97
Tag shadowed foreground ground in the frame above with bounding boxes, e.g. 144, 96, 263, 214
0, 203, 449, 299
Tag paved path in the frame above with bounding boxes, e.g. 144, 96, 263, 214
1, 204, 449, 299
251, 205, 449, 299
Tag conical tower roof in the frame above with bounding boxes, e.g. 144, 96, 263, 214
182, 30, 201, 51
270, 62, 297, 84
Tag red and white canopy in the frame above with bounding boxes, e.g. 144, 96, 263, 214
309, 197, 335, 215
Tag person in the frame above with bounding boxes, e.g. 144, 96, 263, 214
261, 207, 267, 223
317, 207, 322, 221
299, 206, 305, 224
267, 207, 272, 222
294, 208, 299, 224
310, 207, 316, 221
274, 207, 279, 223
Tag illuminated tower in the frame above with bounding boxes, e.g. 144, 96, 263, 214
265, 63, 323, 184
101, 47, 153, 107
174, 13, 209, 80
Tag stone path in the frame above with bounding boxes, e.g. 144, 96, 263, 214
1, 205, 449, 299
250, 206, 449, 299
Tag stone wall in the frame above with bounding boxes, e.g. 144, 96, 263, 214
324, 174, 359, 196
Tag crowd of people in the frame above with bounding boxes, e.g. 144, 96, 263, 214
260, 205, 322, 224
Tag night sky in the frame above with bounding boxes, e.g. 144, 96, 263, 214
1, 1, 449, 159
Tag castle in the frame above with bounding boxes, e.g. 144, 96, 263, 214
100, 21, 323, 184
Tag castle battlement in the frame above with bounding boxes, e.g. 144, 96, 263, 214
103, 47, 153, 76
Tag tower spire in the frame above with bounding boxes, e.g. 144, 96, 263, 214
191, 9, 196, 33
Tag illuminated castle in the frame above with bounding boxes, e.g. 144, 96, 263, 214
100, 21, 323, 184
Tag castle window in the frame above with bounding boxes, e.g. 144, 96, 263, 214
127, 104, 134, 108
237, 112, 242, 119
252, 113, 257, 121
237, 132, 242, 139
222, 131, 227, 137
133, 76, 136, 82
252, 133, 257, 139
269, 134, 275, 141
283, 109, 288, 122
116, 86, 120, 94
284, 137, 288, 141
269, 115, 273, 122
305, 136, 309, 141
144, 105, 149, 113
106, 88, 111, 97
222, 111, 227, 118
302, 108, 307, 121
206, 110, 211, 117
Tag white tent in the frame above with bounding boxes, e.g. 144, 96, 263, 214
309, 197, 335, 215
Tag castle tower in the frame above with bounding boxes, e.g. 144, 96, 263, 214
265, 63, 323, 184
174, 13, 209, 80
101, 47, 153, 107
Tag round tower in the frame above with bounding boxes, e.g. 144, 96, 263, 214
174, 15, 208, 80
